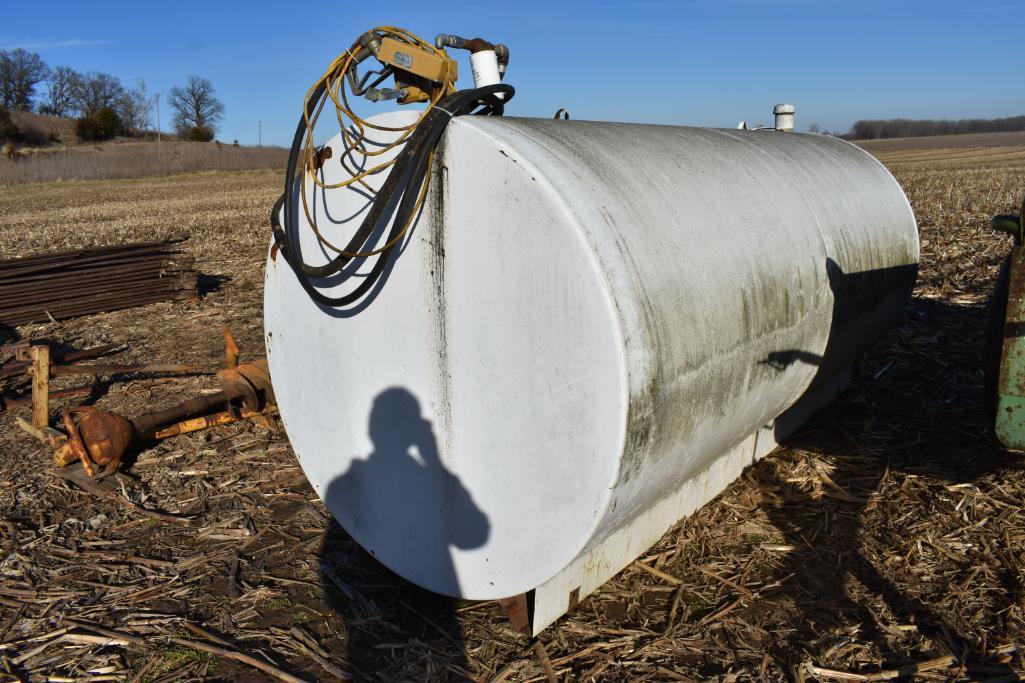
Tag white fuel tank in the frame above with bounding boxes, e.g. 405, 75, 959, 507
264, 112, 918, 631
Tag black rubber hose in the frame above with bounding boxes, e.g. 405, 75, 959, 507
278, 84, 511, 277
270, 84, 514, 308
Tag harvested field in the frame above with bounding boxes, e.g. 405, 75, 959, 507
0, 143, 288, 185
856, 131, 1025, 169
1, 139, 1025, 681
856, 131, 1025, 152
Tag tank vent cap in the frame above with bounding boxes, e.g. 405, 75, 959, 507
773, 103, 795, 132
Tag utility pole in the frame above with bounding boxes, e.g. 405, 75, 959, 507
155, 93, 161, 149
258, 120, 262, 148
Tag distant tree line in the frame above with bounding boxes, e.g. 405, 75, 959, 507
0, 47, 225, 144
849, 115, 1025, 140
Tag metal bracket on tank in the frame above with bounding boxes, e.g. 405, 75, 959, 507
498, 593, 532, 635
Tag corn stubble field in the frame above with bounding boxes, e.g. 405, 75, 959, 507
0, 142, 288, 185
1, 132, 1025, 682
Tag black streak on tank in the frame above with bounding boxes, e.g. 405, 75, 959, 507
429, 152, 454, 445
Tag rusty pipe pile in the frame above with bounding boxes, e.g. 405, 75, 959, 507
0, 237, 198, 327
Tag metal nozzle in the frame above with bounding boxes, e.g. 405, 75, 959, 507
358, 31, 382, 58
494, 44, 509, 75
365, 87, 406, 102
435, 34, 466, 50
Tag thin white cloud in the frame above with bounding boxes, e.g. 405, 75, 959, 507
0, 39, 112, 50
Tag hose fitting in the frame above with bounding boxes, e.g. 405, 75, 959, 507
435, 34, 509, 88
358, 31, 382, 58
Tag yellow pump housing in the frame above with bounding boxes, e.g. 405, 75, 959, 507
376, 36, 457, 103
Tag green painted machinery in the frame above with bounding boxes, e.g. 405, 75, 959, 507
991, 194, 1025, 449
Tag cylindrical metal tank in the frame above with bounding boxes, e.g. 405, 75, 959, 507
264, 113, 918, 612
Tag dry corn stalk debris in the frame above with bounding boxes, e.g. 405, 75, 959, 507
1, 144, 1025, 680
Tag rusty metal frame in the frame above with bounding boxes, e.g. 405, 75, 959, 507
14, 345, 50, 429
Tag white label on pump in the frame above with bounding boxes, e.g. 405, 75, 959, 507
393, 51, 413, 69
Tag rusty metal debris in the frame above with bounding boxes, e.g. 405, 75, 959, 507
0, 236, 198, 327
0, 341, 200, 426
22, 343, 48, 428
0, 341, 120, 380
18, 329, 277, 478
0, 385, 92, 414
60, 406, 134, 477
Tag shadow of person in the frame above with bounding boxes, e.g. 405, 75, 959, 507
750, 295, 1022, 679
318, 388, 489, 680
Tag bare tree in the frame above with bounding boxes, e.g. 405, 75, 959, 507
40, 66, 78, 117
0, 107, 17, 142
0, 48, 50, 110
70, 72, 125, 118
118, 78, 153, 133
168, 75, 224, 139
807, 122, 821, 134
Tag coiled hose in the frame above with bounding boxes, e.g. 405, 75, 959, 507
270, 82, 515, 308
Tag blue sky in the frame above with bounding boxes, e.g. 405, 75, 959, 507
3, 0, 1023, 146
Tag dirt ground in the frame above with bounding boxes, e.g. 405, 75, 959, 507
1, 137, 1025, 682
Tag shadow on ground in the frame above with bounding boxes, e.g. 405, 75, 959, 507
317, 387, 488, 681
307, 294, 1025, 680
749, 294, 1025, 678
197, 272, 230, 296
